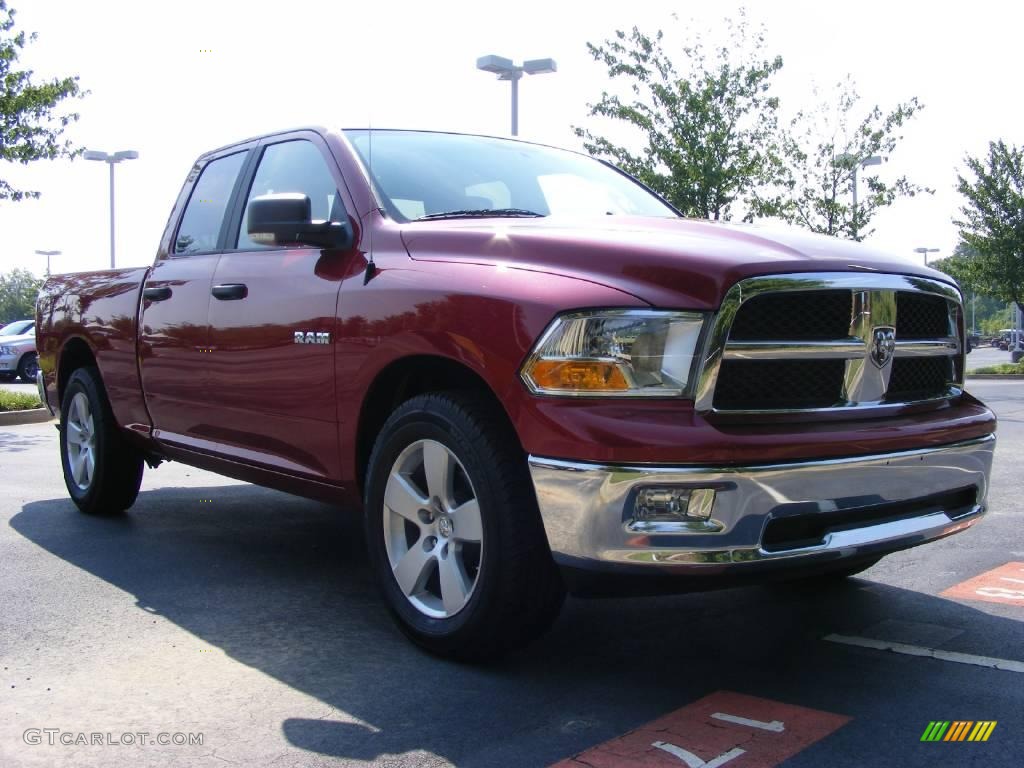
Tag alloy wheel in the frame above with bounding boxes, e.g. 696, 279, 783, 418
382, 439, 483, 618
65, 392, 97, 491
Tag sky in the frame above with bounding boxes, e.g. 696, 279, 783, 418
0, 0, 1020, 277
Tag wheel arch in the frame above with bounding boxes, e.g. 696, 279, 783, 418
354, 354, 518, 494
57, 336, 98, 405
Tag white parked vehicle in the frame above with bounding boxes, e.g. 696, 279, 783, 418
0, 319, 38, 382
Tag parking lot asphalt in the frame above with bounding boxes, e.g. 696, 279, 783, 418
968, 345, 1020, 370
1, 380, 1022, 767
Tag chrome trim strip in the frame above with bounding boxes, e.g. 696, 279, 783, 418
724, 340, 864, 360
694, 272, 964, 413
528, 435, 994, 570
608, 512, 981, 567
723, 337, 959, 361
529, 434, 993, 475
894, 338, 960, 356
844, 289, 895, 402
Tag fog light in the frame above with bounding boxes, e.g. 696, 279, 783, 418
634, 487, 715, 523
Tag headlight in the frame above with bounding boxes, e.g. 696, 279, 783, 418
521, 310, 706, 397
0, 346, 12, 355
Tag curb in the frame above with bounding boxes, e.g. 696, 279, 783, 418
0, 408, 55, 426
966, 374, 1024, 380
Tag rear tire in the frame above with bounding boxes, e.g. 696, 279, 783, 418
364, 391, 564, 661
17, 352, 38, 382
59, 366, 144, 515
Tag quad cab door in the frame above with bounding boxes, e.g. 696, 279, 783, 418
203, 132, 358, 484
139, 146, 252, 444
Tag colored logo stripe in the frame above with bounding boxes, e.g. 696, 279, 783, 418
970, 722, 997, 742
921, 721, 996, 742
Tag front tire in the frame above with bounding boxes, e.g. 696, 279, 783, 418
60, 366, 144, 515
364, 392, 564, 660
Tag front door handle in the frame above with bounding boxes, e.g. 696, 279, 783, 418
212, 283, 248, 301
143, 286, 172, 302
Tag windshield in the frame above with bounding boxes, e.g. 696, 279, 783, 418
0, 320, 32, 337
345, 130, 678, 222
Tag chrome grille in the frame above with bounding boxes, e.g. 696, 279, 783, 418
728, 290, 851, 341
714, 359, 845, 410
895, 292, 951, 338
887, 357, 953, 402
696, 273, 963, 414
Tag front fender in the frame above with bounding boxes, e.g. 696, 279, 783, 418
333, 257, 649, 485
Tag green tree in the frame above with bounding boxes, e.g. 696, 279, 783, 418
1, 1, 85, 201
0, 267, 42, 322
574, 12, 785, 220
953, 140, 1024, 314
934, 243, 1016, 334
763, 79, 929, 241
933, 241, 977, 291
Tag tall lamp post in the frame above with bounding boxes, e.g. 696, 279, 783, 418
34, 249, 61, 276
476, 55, 557, 136
913, 246, 939, 265
83, 149, 138, 269
837, 153, 884, 240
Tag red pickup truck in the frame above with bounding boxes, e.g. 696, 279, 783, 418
36, 128, 996, 659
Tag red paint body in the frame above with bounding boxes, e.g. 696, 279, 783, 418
35, 128, 996, 507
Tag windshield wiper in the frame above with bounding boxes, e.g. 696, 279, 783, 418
415, 208, 545, 221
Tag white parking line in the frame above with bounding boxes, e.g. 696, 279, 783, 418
652, 742, 746, 768
824, 633, 1024, 673
711, 712, 785, 732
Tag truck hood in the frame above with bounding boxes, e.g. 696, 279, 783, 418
400, 216, 957, 309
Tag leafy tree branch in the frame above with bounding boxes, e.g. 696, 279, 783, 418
1, 0, 86, 201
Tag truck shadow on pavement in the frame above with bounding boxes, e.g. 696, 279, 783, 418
11, 485, 1022, 765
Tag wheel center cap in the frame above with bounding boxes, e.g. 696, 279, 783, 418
438, 516, 453, 538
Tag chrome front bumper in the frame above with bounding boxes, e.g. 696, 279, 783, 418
37, 369, 54, 416
528, 435, 995, 573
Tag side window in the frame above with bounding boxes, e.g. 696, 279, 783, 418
175, 151, 247, 254
237, 140, 341, 250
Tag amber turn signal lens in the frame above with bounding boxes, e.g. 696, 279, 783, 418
528, 360, 630, 391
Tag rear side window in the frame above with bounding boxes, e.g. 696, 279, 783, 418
175, 151, 247, 254
236, 140, 341, 250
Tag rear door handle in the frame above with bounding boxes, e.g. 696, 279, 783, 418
212, 283, 248, 301
143, 286, 172, 302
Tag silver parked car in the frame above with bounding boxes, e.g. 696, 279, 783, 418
0, 319, 38, 382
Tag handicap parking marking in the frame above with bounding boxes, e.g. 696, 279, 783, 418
941, 562, 1024, 607
551, 691, 850, 767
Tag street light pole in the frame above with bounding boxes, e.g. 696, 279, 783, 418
83, 149, 138, 269
837, 153, 883, 240
476, 55, 557, 136
509, 73, 519, 136
109, 161, 116, 269
913, 246, 939, 265
34, 249, 61, 276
